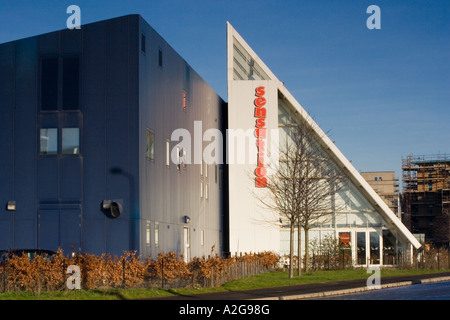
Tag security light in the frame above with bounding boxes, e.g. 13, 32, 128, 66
102, 200, 112, 210
102, 200, 122, 218
6, 201, 16, 211
110, 202, 122, 218
184, 216, 191, 223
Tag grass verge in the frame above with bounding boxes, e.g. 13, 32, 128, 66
0, 269, 448, 300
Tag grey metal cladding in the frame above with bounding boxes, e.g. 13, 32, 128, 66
0, 14, 225, 259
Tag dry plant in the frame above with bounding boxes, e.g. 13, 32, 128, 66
1, 249, 279, 292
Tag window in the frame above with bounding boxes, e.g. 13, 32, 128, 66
166, 140, 170, 167
383, 230, 396, 265
141, 34, 146, 53
201, 230, 204, 246
183, 227, 190, 262
146, 130, 155, 160
62, 128, 80, 154
146, 221, 151, 246
154, 222, 159, 247
41, 58, 58, 111
200, 181, 203, 198
183, 90, 187, 111
62, 57, 80, 110
357, 232, 366, 265
41, 56, 80, 111
40, 128, 58, 155
158, 48, 163, 67
205, 184, 209, 200
370, 232, 380, 264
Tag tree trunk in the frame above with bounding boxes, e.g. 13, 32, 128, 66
297, 224, 302, 276
289, 223, 295, 278
304, 228, 310, 273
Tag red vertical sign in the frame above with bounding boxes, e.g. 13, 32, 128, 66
254, 86, 267, 188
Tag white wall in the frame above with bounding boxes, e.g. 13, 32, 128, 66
227, 80, 281, 254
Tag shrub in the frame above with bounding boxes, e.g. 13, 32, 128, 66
0, 249, 279, 292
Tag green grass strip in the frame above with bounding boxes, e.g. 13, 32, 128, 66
0, 269, 448, 300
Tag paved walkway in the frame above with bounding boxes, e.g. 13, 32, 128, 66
149, 271, 450, 300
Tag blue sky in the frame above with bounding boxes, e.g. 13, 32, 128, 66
0, 0, 449, 181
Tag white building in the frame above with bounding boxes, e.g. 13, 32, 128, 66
226, 23, 420, 266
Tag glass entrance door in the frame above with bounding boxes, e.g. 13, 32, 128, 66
356, 231, 382, 266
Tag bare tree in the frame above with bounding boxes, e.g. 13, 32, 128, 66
257, 116, 345, 277
257, 132, 303, 278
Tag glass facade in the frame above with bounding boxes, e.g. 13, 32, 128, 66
232, 37, 270, 81
277, 92, 404, 265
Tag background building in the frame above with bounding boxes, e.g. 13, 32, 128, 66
0, 15, 226, 259
402, 154, 450, 247
361, 172, 400, 218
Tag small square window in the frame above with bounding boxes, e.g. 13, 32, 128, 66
62, 128, 80, 154
40, 128, 58, 155
146, 130, 155, 160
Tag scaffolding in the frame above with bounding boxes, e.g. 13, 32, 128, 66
402, 154, 450, 246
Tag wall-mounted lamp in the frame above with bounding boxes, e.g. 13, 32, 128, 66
6, 201, 16, 211
102, 200, 122, 218
184, 215, 191, 224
